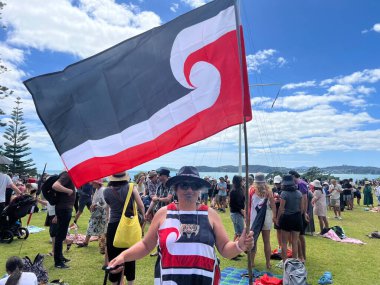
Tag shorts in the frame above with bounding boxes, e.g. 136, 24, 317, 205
218, 195, 226, 203
354, 192, 361, 198
343, 194, 352, 202
300, 213, 308, 236
201, 193, 208, 201
279, 212, 302, 232
78, 198, 92, 212
48, 216, 58, 238
230, 212, 244, 235
330, 198, 340, 207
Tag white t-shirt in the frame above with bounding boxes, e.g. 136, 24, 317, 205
0, 272, 38, 285
375, 186, 380, 197
0, 173, 13, 203
329, 184, 342, 200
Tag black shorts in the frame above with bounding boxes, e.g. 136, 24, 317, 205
279, 212, 302, 232
46, 215, 58, 238
300, 213, 309, 235
78, 198, 92, 212
106, 222, 135, 282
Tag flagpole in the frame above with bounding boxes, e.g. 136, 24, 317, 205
234, 0, 253, 283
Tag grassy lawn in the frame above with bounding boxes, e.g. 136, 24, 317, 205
0, 201, 379, 284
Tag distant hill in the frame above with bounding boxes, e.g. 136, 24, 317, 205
194, 165, 380, 174
320, 165, 380, 175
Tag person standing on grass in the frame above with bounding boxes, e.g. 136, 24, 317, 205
217, 177, 227, 212
374, 183, 380, 207
249, 172, 276, 270
229, 175, 245, 242
0, 171, 22, 215
104, 171, 145, 285
272, 175, 283, 249
329, 179, 342, 220
108, 166, 253, 285
77, 179, 108, 254
363, 181, 374, 208
52, 171, 76, 269
72, 182, 93, 227
311, 180, 329, 234
276, 174, 303, 267
289, 170, 309, 263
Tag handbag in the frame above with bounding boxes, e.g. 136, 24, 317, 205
113, 183, 142, 248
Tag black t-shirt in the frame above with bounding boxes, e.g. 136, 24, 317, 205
56, 172, 76, 210
229, 188, 245, 214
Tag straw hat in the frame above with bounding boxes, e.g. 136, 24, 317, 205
109, 171, 130, 182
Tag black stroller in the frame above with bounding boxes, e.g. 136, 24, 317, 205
0, 194, 36, 243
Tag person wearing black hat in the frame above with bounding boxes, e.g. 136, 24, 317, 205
109, 166, 254, 285
289, 170, 309, 263
276, 174, 303, 266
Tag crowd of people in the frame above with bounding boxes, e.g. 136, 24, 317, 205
0, 167, 379, 284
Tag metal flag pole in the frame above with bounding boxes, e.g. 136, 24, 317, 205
234, 0, 253, 283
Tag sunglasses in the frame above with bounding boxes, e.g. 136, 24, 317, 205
177, 181, 203, 191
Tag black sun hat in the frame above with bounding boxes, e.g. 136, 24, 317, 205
167, 166, 211, 188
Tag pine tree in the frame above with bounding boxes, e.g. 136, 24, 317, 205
2, 97, 36, 175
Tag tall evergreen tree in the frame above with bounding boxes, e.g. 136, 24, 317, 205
2, 97, 36, 175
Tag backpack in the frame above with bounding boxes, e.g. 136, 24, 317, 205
22, 254, 49, 283
283, 258, 307, 285
41, 175, 60, 205
331, 225, 346, 239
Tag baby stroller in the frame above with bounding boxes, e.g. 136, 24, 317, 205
0, 194, 36, 243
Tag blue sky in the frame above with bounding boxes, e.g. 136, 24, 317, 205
0, 0, 379, 173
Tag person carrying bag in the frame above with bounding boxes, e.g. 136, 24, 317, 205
103, 171, 145, 285
113, 183, 142, 248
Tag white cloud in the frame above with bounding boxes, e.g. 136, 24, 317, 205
327, 84, 354, 95
180, 0, 208, 8
246, 49, 287, 73
2, 0, 162, 58
282, 80, 316, 90
319, 69, 380, 88
170, 3, 179, 12
373, 23, 380, 33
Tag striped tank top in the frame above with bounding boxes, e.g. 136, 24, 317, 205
154, 202, 220, 285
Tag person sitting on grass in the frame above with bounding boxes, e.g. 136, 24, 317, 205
0, 256, 37, 285
108, 166, 254, 285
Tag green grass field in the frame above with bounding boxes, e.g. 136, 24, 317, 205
1, 201, 379, 284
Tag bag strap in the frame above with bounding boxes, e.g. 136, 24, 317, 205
120, 184, 136, 216
111, 184, 134, 208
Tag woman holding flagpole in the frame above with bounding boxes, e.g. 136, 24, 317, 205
108, 166, 254, 285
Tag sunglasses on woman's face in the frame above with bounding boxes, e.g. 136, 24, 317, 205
177, 181, 203, 191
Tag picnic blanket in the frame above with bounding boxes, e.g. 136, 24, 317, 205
65, 234, 98, 244
27, 225, 45, 233
322, 229, 365, 244
221, 267, 282, 285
